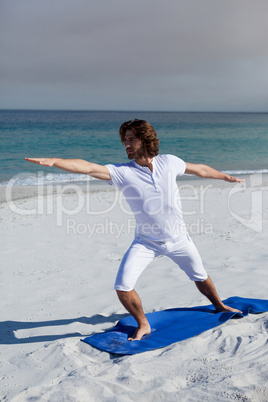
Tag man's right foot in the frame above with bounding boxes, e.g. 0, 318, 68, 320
128, 323, 151, 341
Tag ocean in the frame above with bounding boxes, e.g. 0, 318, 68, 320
1, 110, 268, 186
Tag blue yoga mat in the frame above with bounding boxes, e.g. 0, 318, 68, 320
82, 297, 268, 355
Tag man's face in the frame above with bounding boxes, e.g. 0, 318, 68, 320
124, 130, 145, 160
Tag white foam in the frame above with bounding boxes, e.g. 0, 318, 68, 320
1, 169, 268, 187
223, 169, 268, 175
0, 172, 96, 187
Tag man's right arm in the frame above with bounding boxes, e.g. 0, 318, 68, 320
24, 158, 111, 181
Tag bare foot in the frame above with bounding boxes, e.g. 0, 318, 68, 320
128, 323, 151, 341
216, 304, 242, 314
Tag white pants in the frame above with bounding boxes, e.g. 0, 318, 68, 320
114, 234, 208, 291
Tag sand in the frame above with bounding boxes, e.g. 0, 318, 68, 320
1, 174, 268, 401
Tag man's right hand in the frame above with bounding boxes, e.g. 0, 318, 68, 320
24, 157, 56, 167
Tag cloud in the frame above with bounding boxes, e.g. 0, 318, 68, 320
1, 0, 268, 111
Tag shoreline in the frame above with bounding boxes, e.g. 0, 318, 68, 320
1, 172, 267, 206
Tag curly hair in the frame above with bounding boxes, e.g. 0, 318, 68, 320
119, 119, 159, 158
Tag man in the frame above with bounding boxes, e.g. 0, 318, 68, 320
25, 119, 243, 341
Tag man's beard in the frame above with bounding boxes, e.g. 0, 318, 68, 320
127, 146, 146, 160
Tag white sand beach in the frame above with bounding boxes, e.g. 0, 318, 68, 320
1, 174, 268, 401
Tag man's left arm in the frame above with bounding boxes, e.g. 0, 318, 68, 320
185, 162, 244, 183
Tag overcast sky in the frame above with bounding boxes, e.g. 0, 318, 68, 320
0, 0, 267, 112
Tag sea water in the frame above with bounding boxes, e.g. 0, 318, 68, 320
0, 110, 268, 186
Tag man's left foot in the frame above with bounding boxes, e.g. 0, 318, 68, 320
216, 304, 242, 314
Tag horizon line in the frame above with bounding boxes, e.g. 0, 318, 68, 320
0, 108, 267, 114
